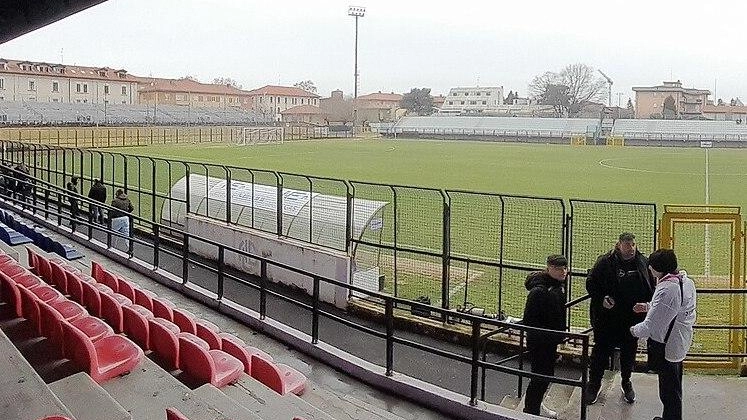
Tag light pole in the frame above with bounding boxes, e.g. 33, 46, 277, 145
348, 5, 365, 132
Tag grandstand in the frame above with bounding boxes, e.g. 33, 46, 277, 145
612, 119, 747, 143
0, 100, 265, 126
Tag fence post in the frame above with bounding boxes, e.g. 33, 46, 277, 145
441, 191, 451, 319
217, 247, 225, 300
182, 232, 189, 285
581, 335, 589, 420
469, 320, 481, 406
276, 174, 283, 236
260, 260, 267, 319
385, 299, 394, 376
518, 329, 525, 398
153, 224, 160, 269
312, 276, 320, 344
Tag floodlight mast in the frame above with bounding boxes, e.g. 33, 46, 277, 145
348, 6, 365, 132
598, 69, 613, 107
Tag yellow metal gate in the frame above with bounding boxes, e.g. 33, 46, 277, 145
659, 205, 745, 371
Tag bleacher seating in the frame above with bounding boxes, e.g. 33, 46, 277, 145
392, 116, 599, 137
612, 119, 747, 141
0, 99, 265, 126
0, 210, 81, 260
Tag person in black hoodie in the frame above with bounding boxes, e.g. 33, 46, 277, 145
585, 232, 654, 405
522, 254, 568, 419
87, 179, 107, 224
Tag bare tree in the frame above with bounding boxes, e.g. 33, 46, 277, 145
528, 64, 606, 117
213, 77, 242, 89
294, 80, 317, 94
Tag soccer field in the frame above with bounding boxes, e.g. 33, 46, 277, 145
116, 138, 747, 210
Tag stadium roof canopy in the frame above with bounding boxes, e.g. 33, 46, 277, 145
0, 0, 108, 44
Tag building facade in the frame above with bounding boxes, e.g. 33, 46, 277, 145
280, 104, 327, 125
632, 80, 710, 119
246, 85, 320, 121
440, 86, 504, 114
702, 104, 747, 122
0, 58, 138, 104
137, 77, 252, 109
355, 91, 402, 123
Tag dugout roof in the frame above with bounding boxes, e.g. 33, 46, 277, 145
0, 0, 108, 45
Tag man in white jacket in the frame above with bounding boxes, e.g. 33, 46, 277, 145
630, 249, 697, 420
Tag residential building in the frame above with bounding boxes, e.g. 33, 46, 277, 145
246, 85, 320, 121
432, 95, 446, 110
320, 90, 353, 125
137, 77, 252, 109
632, 80, 710, 119
0, 58, 138, 104
355, 91, 402, 123
440, 86, 504, 114
280, 104, 327, 125
702, 104, 747, 122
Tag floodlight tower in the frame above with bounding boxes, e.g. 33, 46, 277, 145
598, 69, 613, 107
348, 6, 365, 100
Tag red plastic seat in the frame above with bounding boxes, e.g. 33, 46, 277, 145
38, 302, 113, 357
133, 288, 156, 311
100, 270, 120, 293
25, 247, 39, 274
49, 261, 69, 292
64, 271, 85, 302
178, 335, 243, 388
17, 285, 42, 333
148, 318, 180, 370
91, 261, 105, 282
30, 285, 63, 304
0, 272, 22, 317
177, 332, 210, 350
61, 321, 143, 384
80, 281, 102, 316
36, 256, 54, 285
49, 299, 87, 322
250, 354, 307, 396
219, 333, 273, 375
111, 293, 132, 307
116, 277, 137, 302
172, 307, 197, 334
166, 408, 190, 420
71, 316, 115, 343
152, 298, 175, 322
3, 263, 28, 278
100, 292, 125, 333
122, 304, 151, 350
195, 319, 221, 350
13, 272, 42, 290
94, 282, 114, 295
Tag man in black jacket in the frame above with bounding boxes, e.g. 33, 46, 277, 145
585, 232, 654, 405
522, 254, 568, 419
87, 179, 107, 224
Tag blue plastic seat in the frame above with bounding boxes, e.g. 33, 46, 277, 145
53, 241, 83, 260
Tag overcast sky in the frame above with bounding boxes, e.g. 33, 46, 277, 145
1, 0, 746, 104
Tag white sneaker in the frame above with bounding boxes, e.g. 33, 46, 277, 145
540, 403, 558, 419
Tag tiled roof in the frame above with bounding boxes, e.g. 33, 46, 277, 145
280, 105, 325, 115
357, 92, 402, 101
137, 77, 251, 96
0, 58, 136, 82
245, 85, 320, 98
702, 105, 747, 114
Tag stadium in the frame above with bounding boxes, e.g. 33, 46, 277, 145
0, 3, 745, 420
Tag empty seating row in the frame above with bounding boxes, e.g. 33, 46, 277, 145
0, 250, 143, 384
0, 209, 83, 260
88, 260, 306, 395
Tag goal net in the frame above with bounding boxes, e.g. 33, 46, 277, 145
237, 127, 284, 145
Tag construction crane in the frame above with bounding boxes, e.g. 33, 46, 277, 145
598, 69, 613, 107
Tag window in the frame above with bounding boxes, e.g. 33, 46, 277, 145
28, 80, 35, 91
285, 97, 288, 104
470, 101, 476, 105
452, 93, 457, 96
482, 101, 487, 105
103, 85, 109, 95
270, 96, 273, 103
104, 100, 109, 104
52, 98, 59, 103
301, 98, 305, 105
448, 101, 453, 105
464, 92, 469, 96
52, 81, 59, 92
460, 101, 465, 105
198, 95, 203, 101
121, 86, 127, 95
486, 92, 491, 96
76, 83, 81, 93
476, 92, 481, 96
83, 84, 88, 93
0, 78, 3, 90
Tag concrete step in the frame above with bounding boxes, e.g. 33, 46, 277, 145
499, 394, 521, 410
300, 382, 408, 420
98, 356, 233, 420
191, 384, 263, 420
221, 374, 335, 420
557, 371, 616, 420
49, 372, 131, 420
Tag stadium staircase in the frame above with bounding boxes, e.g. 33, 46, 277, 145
0, 204, 414, 420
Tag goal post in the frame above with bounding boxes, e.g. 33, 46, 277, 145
605, 135, 625, 147
571, 135, 587, 146
237, 126, 284, 146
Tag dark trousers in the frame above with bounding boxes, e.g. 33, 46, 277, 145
658, 359, 683, 420
523, 344, 558, 415
590, 329, 638, 384
90, 203, 104, 223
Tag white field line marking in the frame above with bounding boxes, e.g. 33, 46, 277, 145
704, 148, 711, 277
598, 157, 747, 176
